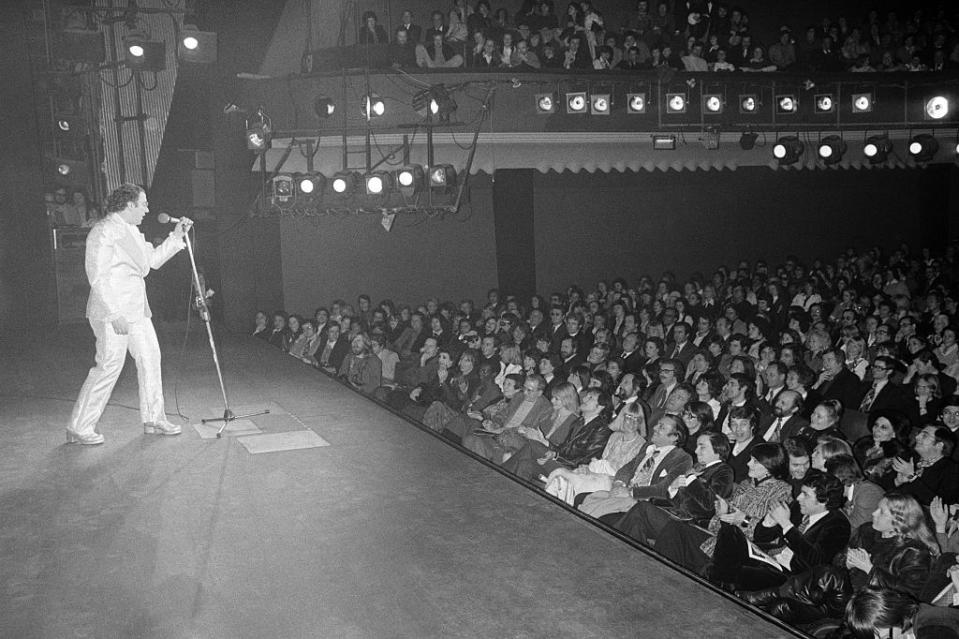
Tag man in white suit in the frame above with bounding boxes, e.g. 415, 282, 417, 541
66, 183, 193, 445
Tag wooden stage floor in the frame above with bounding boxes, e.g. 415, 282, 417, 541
0, 321, 803, 639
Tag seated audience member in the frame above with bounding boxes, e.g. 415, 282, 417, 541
578, 414, 693, 520
892, 424, 959, 505
695, 370, 724, 419
268, 311, 291, 351
442, 372, 520, 444
461, 374, 554, 462
705, 470, 851, 592
727, 406, 763, 482
825, 454, 884, 532
252, 310, 269, 340
853, 409, 912, 489
811, 436, 855, 474
392, 312, 426, 361
680, 401, 715, 453
796, 399, 847, 446
503, 388, 611, 481
397, 9, 421, 43
289, 319, 318, 359
613, 430, 736, 544
784, 436, 812, 497
315, 320, 349, 373
400, 348, 458, 418
814, 348, 865, 411
759, 389, 808, 444
389, 28, 418, 68
860, 355, 910, 415
421, 352, 486, 431
654, 443, 793, 575
371, 334, 399, 386
416, 33, 465, 68
908, 374, 945, 429
358, 10, 389, 44
338, 334, 383, 394
506, 38, 541, 69
845, 586, 959, 639
742, 492, 938, 625
544, 401, 648, 505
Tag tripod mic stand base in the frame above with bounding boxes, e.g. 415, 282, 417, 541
202, 409, 271, 437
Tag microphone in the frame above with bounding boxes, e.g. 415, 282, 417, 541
157, 213, 181, 224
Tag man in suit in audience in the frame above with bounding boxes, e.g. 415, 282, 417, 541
397, 9, 422, 43
892, 425, 959, 506
315, 320, 349, 372
617, 331, 646, 376
758, 390, 808, 443
646, 358, 683, 412
813, 349, 865, 410
666, 322, 696, 369
859, 355, 909, 415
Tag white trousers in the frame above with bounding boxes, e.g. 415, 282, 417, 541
68, 318, 166, 434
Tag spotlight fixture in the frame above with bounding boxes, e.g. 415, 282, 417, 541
652, 134, 676, 150
124, 37, 165, 71
535, 93, 556, 114
313, 96, 335, 119
177, 28, 217, 63
590, 93, 610, 115
331, 171, 357, 195
396, 165, 425, 196
271, 174, 295, 203
365, 171, 394, 195
665, 93, 687, 114
626, 93, 647, 114
703, 94, 724, 114
863, 135, 892, 164
296, 173, 325, 196
245, 108, 272, 152
565, 92, 587, 114
46, 156, 88, 186
817, 135, 847, 165
908, 134, 939, 162
851, 93, 873, 113
739, 131, 758, 150
814, 94, 835, 114
772, 135, 804, 165
925, 96, 950, 120
739, 94, 759, 114
361, 94, 385, 119
428, 84, 457, 118
775, 94, 798, 115
429, 164, 457, 188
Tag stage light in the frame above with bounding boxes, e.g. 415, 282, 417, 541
296, 173, 324, 195
362, 94, 385, 119
365, 171, 394, 195
908, 134, 939, 162
665, 93, 687, 114
817, 135, 847, 165
396, 165, 425, 196
626, 93, 647, 114
177, 28, 217, 63
331, 171, 357, 194
535, 93, 556, 114
739, 94, 758, 114
313, 96, 335, 119
863, 135, 892, 163
245, 108, 272, 152
739, 131, 758, 150
271, 174, 295, 203
590, 94, 610, 115
925, 96, 950, 120
429, 85, 457, 118
814, 94, 835, 114
565, 92, 587, 114
773, 136, 804, 165
703, 94, 723, 114
652, 134, 676, 150
852, 93, 873, 113
124, 37, 165, 71
429, 164, 457, 188
58, 162, 71, 176
775, 95, 798, 114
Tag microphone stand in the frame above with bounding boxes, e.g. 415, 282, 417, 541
182, 226, 269, 437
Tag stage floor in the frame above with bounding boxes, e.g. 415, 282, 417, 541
0, 321, 800, 639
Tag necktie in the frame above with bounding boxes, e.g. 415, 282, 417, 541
798, 516, 811, 534
630, 449, 660, 487
859, 386, 877, 413
769, 417, 784, 443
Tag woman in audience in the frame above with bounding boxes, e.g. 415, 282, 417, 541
682, 401, 716, 457
642, 336, 664, 389
812, 436, 855, 472
654, 443, 793, 575
252, 310, 269, 340
854, 409, 913, 488
825, 454, 884, 531
287, 314, 303, 344
695, 370, 725, 419
908, 374, 943, 428
496, 344, 524, 390
798, 400, 847, 444
544, 400, 647, 505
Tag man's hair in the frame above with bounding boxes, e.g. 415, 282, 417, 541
701, 430, 731, 460
783, 435, 812, 459
525, 373, 546, 391
929, 425, 957, 458
802, 469, 846, 510
766, 361, 789, 378
844, 586, 920, 639
751, 442, 788, 479
659, 414, 689, 448
825, 454, 863, 485
729, 372, 755, 398
729, 404, 760, 429
105, 183, 143, 214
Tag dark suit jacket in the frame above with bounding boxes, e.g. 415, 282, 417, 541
316, 335, 349, 371
491, 394, 554, 431
614, 444, 694, 501
865, 381, 910, 414
757, 413, 809, 443
819, 368, 865, 411
666, 341, 696, 368
753, 509, 852, 574
555, 414, 611, 467
619, 349, 646, 376
667, 462, 736, 526
898, 457, 959, 505
728, 437, 761, 483
398, 23, 422, 43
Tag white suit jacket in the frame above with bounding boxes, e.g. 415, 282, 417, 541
85, 213, 184, 322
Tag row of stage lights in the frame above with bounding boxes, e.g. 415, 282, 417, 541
120, 27, 217, 71
770, 132, 953, 165
269, 164, 459, 204
536, 91, 952, 119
